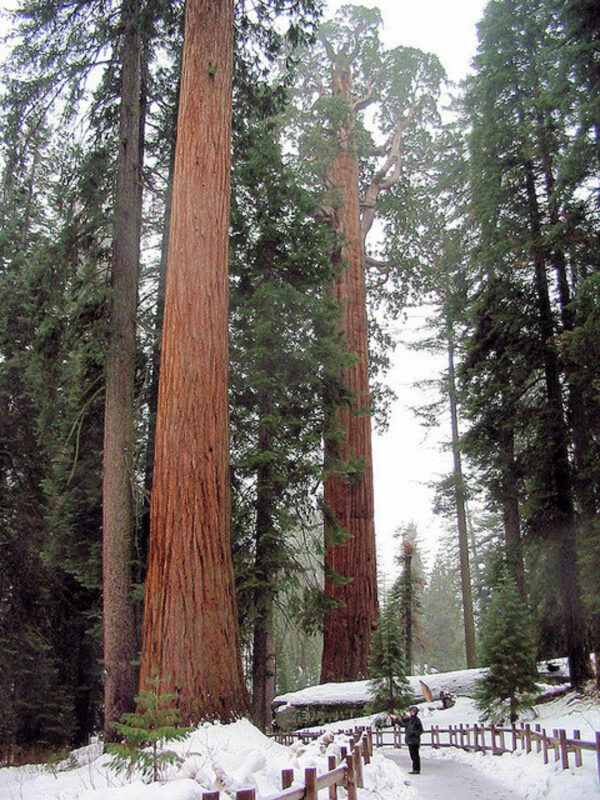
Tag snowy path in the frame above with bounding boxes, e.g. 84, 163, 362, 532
382, 749, 526, 800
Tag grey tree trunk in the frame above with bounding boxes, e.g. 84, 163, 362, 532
102, 0, 142, 741
446, 323, 477, 668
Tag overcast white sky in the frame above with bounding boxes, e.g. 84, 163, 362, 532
324, 0, 489, 578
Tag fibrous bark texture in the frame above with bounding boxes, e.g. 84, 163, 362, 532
139, 0, 248, 722
321, 61, 378, 681
102, 0, 141, 741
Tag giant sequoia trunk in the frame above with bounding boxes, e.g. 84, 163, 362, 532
321, 61, 378, 683
102, 0, 141, 740
523, 159, 592, 688
139, 0, 248, 722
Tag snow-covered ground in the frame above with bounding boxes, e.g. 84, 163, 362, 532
0, 720, 412, 800
0, 684, 598, 800
309, 691, 600, 800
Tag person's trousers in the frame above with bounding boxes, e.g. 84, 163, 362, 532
408, 744, 420, 773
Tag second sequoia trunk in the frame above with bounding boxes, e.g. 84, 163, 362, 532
321, 62, 378, 683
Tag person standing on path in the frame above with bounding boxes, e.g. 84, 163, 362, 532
391, 705, 424, 774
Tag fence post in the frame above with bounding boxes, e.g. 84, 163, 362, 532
553, 729, 560, 762
500, 728, 506, 752
328, 755, 337, 800
542, 729, 549, 764
354, 743, 364, 789
282, 769, 294, 789
511, 725, 518, 752
573, 730, 582, 768
490, 724, 497, 755
236, 790, 256, 800
525, 724, 531, 754
535, 724, 541, 753
375, 728, 382, 748
363, 735, 371, 765
340, 746, 348, 760
559, 729, 569, 770
305, 768, 317, 800
596, 731, 600, 783
345, 754, 357, 800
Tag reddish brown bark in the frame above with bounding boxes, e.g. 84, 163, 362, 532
321, 60, 378, 683
102, 0, 141, 740
139, 0, 248, 722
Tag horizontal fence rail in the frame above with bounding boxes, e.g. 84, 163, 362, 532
194, 719, 599, 800
196, 727, 373, 800
372, 720, 600, 782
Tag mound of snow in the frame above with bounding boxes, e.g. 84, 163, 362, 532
0, 719, 414, 800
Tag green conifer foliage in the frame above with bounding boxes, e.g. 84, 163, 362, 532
475, 573, 538, 724
367, 597, 413, 715
107, 670, 192, 783
229, 95, 344, 727
419, 547, 466, 673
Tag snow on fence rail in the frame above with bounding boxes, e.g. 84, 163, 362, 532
372, 721, 600, 781
196, 727, 372, 800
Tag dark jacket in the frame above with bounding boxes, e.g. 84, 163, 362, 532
402, 713, 423, 745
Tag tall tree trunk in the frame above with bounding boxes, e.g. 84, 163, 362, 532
139, 0, 248, 722
140, 87, 178, 572
446, 323, 477, 668
523, 159, 591, 688
252, 398, 276, 731
402, 543, 413, 673
321, 59, 378, 683
497, 426, 526, 600
540, 147, 598, 521
102, 0, 141, 740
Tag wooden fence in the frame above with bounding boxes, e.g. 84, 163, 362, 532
193, 719, 600, 800
196, 727, 373, 800
371, 721, 600, 781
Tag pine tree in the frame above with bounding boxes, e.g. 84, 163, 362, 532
475, 572, 538, 724
107, 670, 192, 783
463, 0, 594, 686
420, 547, 466, 673
367, 596, 413, 715
391, 524, 425, 675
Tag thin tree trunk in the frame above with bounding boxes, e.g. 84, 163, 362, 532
446, 323, 477, 668
498, 426, 527, 600
252, 396, 277, 732
523, 159, 591, 688
102, 0, 141, 740
139, 0, 248, 722
321, 61, 378, 683
403, 546, 413, 673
